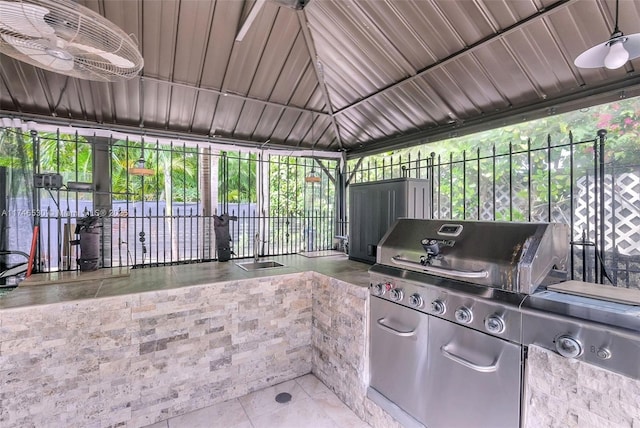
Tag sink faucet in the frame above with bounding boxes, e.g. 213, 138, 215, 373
254, 233, 260, 262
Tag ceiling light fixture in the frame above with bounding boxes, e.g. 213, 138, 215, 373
304, 168, 321, 183
574, 0, 640, 70
128, 156, 154, 176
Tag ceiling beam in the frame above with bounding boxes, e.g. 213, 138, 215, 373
347, 75, 640, 158
333, 0, 578, 117
0, 108, 336, 154
313, 158, 335, 184
297, 10, 344, 150
139, 75, 330, 118
236, 0, 267, 42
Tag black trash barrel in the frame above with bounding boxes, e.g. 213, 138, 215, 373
214, 214, 234, 262
78, 230, 100, 271
74, 215, 101, 272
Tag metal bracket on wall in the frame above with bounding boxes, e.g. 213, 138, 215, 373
33, 173, 63, 189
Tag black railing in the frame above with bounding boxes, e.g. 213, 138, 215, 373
17, 133, 339, 272
348, 131, 640, 288
37, 204, 336, 270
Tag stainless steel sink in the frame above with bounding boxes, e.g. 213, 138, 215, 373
235, 260, 285, 271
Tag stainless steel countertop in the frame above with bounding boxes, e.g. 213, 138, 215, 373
0, 254, 372, 310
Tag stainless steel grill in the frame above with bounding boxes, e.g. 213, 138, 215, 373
367, 219, 640, 428
368, 219, 570, 428
376, 218, 570, 293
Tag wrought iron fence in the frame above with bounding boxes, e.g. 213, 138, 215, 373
36, 202, 336, 270
348, 131, 640, 288
2, 125, 638, 288
0, 129, 338, 276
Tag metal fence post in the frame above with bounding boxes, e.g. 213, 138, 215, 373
597, 129, 607, 284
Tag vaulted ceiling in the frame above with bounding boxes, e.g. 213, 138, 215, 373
1, 0, 640, 156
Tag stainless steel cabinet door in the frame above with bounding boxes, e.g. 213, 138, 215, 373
425, 316, 522, 428
369, 297, 430, 424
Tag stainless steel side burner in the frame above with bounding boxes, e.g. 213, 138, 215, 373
521, 286, 640, 380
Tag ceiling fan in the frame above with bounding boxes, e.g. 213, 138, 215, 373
0, 0, 143, 81
574, 0, 640, 69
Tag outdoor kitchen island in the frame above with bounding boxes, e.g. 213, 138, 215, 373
1, 254, 639, 428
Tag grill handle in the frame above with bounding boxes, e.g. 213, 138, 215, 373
376, 318, 417, 337
441, 346, 498, 373
391, 256, 489, 279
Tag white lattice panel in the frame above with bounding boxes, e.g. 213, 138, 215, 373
437, 180, 543, 221
575, 172, 640, 256
434, 169, 639, 259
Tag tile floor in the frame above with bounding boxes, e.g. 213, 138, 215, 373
145, 374, 370, 428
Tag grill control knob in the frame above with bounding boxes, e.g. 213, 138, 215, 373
431, 299, 446, 315
371, 283, 385, 296
555, 335, 583, 359
409, 293, 424, 308
390, 288, 404, 302
454, 307, 473, 323
484, 314, 506, 334
596, 347, 612, 360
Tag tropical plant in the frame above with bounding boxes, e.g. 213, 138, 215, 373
219, 151, 257, 203
110, 140, 200, 203
38, 133, 92, 182
348, 96, 640, 222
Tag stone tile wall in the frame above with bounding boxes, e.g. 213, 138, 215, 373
524, 346, 640, 428
6, 271, 636, 428
311, 275, 403, 428
0, 273, 313, 427
310, 277, 640, 428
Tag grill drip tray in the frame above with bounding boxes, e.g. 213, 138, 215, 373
547, 281, 640, 305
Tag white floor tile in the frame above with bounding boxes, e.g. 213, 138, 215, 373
144, 421, 168, 428
249, 394, 339, 428
238, 379, 308, 420
313, 390, 370, 428
296, 373, 332, 397
167, 399, 252, 428
143, 375, 369, 428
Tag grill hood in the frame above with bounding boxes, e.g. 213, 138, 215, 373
376, 219, 570, 294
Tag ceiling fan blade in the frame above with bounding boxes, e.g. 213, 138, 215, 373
574, 42, 610, 68
0, 0, 54, 37
68, 41, 135, 68
2, 34, 73, 71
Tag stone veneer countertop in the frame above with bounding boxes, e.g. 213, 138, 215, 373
0, 254, 372, 310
